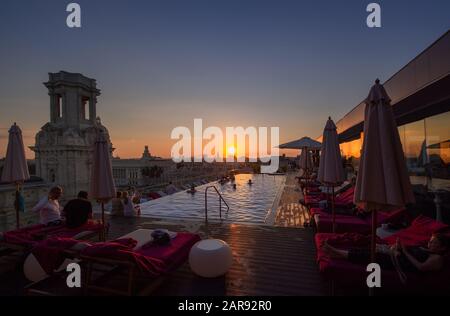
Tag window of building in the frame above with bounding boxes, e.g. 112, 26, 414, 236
82, 97, 90, 120
56, 95, 63, 118
425, 112, 450, 188
396, 111, 449, 191
403, 120, 426, 176
339, 134, 363, 176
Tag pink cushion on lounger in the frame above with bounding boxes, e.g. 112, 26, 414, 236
384, 216, 449, 246
82, 232, 201, 276
31, 237, 81, 274
3, 224, 48, 246
31, 232, 201, 277
313, 208, 406, 234
411, 215, 448, 234
2, 221, 103, 248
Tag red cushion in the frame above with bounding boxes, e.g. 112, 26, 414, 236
384, 216, 449, 246
411, 215, 448, 234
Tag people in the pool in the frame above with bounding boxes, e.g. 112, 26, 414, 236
232, 184, 237, 190
187, 184, 197, 194
219, 175, 229, 185
248, 179, 253, 185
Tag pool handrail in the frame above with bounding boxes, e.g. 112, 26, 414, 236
204, 186, 230, 223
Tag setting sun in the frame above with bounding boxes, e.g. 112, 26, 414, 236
227, 146, 236, 156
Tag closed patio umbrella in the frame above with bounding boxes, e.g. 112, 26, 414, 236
298, 148, 315, 189
354, 80, 414, 268
318, 117, 345, 232
1, 123, 30, 229
298, 148, 313, 173
90, 129, 116, 239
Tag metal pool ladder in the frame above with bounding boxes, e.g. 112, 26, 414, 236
204, 185, 230, 223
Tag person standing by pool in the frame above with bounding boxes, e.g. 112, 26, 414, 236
111, 191, 124, 216
132, 190, 142, 216
165, 182, 178, 195
132, 189, 141, 204
122, 191, 136, 217
31, 186, 63, 225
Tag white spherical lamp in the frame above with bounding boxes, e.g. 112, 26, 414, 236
189, 239, 233, 278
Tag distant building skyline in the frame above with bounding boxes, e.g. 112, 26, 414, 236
1, 0, 449, 159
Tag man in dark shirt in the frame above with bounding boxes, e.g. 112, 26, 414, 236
63, 191, 93, 228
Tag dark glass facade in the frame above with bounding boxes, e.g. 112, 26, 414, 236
333, 31, 450, 222
341, 111, 450, 191
335, 31, 450, 193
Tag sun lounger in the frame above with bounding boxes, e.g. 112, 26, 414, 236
314, 216, 450, 293
27, 229, 201, 296
304, 187, 355, 208
0, 221, 103, 252
305, 181, 351, 195
311, 207, 406, 234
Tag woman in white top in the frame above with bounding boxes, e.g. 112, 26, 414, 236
32, 186, 63, 225
122, 191, 136, 217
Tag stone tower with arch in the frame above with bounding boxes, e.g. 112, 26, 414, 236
30, 71, 113, 200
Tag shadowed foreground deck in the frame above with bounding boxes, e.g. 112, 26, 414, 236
0, 172, 328, 296
0, 216, 327, 296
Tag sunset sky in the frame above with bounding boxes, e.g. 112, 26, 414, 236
0, 0, 449, 159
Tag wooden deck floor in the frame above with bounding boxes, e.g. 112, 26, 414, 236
274, 173, 312, 228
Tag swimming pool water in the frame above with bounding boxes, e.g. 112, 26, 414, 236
139, 174, 286, 224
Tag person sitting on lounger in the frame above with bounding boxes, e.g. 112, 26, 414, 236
322, 233, 449, 273
63, 191, 93, 228
32, 186, 63, 225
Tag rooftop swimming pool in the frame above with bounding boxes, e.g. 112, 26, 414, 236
139, 174, 286, 224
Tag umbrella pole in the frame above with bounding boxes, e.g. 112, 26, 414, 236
332, 186, 335, 233
101, 202, 106, 241
15, 183, 20, 229
369, 209, 378, 296
304, 147, 308, 190
371, 209, 377, 263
